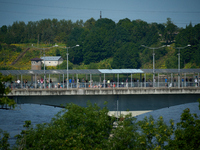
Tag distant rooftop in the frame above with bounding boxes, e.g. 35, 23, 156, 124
31, 58, 43, 61
40, 56, 62, 61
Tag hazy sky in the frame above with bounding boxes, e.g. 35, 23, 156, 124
0, 0, 200, 28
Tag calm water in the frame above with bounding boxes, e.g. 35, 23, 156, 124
0, 102, 199, 148
0, 104, 62, 147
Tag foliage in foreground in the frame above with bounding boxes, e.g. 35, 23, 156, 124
0, 100, 200, 149
0, 73, 16, 109
0, 129, 10, 150
14, 102, 114, 150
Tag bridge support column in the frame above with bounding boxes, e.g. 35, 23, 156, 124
184, 73, 186, 87
76, 74, 78, 88
90, 74, 92, 88
63, 74, 64, 88
171, 73, 173, 87
104, 73, 105, 88
117, 74, 119, 87
131, 74, 132, 87
21, 74, 22, 89
35, 74, 36, 89
49, 74, 50, 89
158, 73, 159, 87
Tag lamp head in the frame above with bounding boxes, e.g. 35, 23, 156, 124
187, 44, 191, 47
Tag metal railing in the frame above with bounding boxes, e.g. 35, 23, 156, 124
3, 81, 199, 90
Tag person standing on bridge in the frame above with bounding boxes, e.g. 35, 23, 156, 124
107, 79, 110, 88
40, 78, 44, 88
17, 79, 20, 88
82, 78, 85, 88
69, 78, 72, 88
165, 77, 168, 87
23, 79, 26, 88
46, 79, 49, 88
72, 78, 75, 88
50, 79, 52, 88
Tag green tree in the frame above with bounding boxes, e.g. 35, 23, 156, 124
83, 18, 116, 64
166, 101, 200, 149
56, 60, 73, 69
0, 25, 7, 43
108, 114, 139, 149
163, 18, 178, 44
175, 23, 200, 68
165, 55, 178, 68
15, 102, 114, 149
112, 43, 140, 69
84, 18, 96, 30
55, 48, 61, 56
67, 27, 84, 64
11, 100, 200, 149
0, 73, 16, 109
137, 116, 174, 149
0, 129, 10, 150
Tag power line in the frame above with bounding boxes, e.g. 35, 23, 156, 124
1, 9, 199, 26
1, 1, 200, 14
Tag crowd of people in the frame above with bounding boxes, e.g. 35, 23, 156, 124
3, 76, 200, 89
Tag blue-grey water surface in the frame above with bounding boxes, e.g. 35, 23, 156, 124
0, 104, 62, 147
0, 102, 200, 148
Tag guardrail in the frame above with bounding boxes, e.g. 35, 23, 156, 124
3, 81, 199, 90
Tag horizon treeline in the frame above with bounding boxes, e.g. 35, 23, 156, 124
0, 18, 200, 69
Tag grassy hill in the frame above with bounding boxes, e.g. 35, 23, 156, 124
0, 43, 194, 70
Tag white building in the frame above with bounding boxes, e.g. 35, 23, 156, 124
40, 56, 63, 66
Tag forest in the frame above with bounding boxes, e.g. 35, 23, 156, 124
0, 17, 200, 70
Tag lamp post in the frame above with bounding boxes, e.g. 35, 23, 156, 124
141, 45, 166, 87
31, 45, 54, 89
168, 44, 191, 88
43, 49, 46, 89
66, 45, 79, 89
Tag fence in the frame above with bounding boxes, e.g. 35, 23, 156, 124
3, 81, 199, 90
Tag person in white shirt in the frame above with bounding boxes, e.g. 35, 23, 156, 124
17, 79, 20, 84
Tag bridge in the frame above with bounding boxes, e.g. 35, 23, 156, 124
2, 68, 200, 116
8, 87, 200, 116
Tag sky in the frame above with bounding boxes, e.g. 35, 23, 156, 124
0, 0, 200, 28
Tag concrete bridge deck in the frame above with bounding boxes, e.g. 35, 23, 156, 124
7, 87, 200, 115
8, 87, 200, 96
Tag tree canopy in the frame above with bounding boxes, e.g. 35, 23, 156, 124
3, 100, 197, 150
0, 18, 199, 69
0, 73, 16, 109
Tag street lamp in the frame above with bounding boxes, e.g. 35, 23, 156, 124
168, 44, 191, 88
141, 45, 166, 87
66, 45, 79, 89
31, 46, 54, 89
43, 48, 46, 88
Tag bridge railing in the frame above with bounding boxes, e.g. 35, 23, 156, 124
4, 81, 199, 90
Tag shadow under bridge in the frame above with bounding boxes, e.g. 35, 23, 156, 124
12, 94, 200, 111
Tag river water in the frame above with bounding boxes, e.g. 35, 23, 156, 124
0, 102, 200, 148
0, 104, 62, 147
